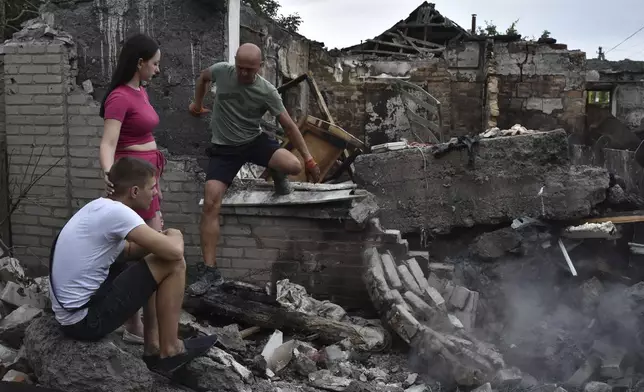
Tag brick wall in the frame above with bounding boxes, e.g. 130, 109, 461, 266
1, 37, 386, 308
494, 42, 586, 133
0, 49, 9, 242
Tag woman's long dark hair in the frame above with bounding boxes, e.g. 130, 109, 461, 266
100, 34, 159, 118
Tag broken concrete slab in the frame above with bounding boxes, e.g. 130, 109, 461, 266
404, 258, 428, 291
354, 130, 610, 233
0, 305, 42, 349
492, 367, 523, 389
398, 265, 423, 297
381, 253, 402, 290
426, 273, 445, 292
403, 291, 437, 323
0, 257, 26, 283
24, 316, 186, 392
447, 286, 471, 310
472, 383, 492, 392
423, 285, 446, 310
2, 369, 31, 382
453, 291, 479, 331
567, 356, 601, 388
386, 304, 420, 344
585, 381, 613, 392
309, 369, 352, 391
261, 330, 284, 361
0, 343, 17, 364
1, 281, 48, 309
470, 227, 523, 261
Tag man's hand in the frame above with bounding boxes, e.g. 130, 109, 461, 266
189, 102, 211, 117
304, 157, 321, 183
162, 228, 183, 238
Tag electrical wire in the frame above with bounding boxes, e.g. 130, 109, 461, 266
606, 24, 644, 54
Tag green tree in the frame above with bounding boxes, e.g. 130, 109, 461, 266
506, 19, 519, 36
541, 30, 551, 39
244, 0, 302, 33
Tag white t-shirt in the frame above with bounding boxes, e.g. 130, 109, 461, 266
50, 198, 145, 325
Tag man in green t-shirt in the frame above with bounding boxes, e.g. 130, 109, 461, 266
187, 43, 320, 296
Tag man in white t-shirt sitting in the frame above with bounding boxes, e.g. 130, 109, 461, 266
49, 156, 217, 377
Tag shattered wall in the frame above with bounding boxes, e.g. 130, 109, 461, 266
354, 130, 610, 235
587, 59, 644, 129
493, 42, 586, 134
46, 0, 228, 157
309, 40, 586, 147
1, 29, 385, 307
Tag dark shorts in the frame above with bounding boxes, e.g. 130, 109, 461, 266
206, 132, 281, 185
60, 258, 158, 341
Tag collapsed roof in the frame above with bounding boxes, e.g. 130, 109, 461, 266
341, 1, 470, 57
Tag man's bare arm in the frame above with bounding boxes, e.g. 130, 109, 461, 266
126, 226, 184, 262
191, 68, 212, 113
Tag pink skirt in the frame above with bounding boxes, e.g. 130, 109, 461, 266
114, 149, 166, 221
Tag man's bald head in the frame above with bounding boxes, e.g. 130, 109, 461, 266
234, 43, 263, 84
236, 43, 262, 63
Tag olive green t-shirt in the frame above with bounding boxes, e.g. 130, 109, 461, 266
208, 62, 286, 146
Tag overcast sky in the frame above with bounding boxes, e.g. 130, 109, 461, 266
277, 0, 644, 61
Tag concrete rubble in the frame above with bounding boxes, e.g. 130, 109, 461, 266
354, 129, 611, 234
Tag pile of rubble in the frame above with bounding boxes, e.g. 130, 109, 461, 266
479, 124, 543, 139
363, 245, 506, 388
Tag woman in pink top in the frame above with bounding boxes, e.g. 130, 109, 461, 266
98, 34, 165, 344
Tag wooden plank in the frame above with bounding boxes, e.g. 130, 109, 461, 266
233, 179, 357, 192
365, 39, 420, 52
347, 50, 416, 57
305, 72, 334, 125
582, 215, 644, 224
277, 73, 308, 94
198, 189, 365, 207
384, 31, 443, 48
306, 116, 365, 149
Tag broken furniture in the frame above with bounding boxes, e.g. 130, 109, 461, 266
393, 78, 444, 144
271, 72, 365, 183
261, 115, 365, 184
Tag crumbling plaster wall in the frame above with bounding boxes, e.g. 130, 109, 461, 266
613, 84, 644, 129
309, 40, 587, 147
46, 0, 227, 157
494, 42, 587, 134
239, 6, 311, 123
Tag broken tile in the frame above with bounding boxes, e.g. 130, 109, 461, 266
404, 373, 418, 387
0, 257, 26, 283
426, 272, 445, 292
308, 369, 352, 391
2, 369, 31, 383
0, 305, 42, 349
448, 285, 471, 310
397, 265, 423, 296
423, 285, 446, 310
585, 382, 612, 392
266, 340, 296, 375
492, 367, 523, 389
380, 253, 403, 290
404, 258, 428, 291
403, 291, 436, 322
387, 304, 420, 344
567, 356, 601, 388
472, 383, 492, 392
1, 281, 48, 309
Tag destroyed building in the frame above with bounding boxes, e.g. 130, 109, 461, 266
2, 0, 644, 391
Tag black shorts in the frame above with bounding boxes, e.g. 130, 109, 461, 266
206, 132, 281, 185
60, 258, 158, 341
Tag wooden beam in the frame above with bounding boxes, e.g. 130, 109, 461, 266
366, 38, 428, 53
383, 31, 444, 49
277, 73, 308, 94
305, 72, 334, 125
347, 49, 416, 57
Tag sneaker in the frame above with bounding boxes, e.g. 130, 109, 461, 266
270, 169, 293, 195
147, 334, 219, 378
186, 266, 224, 296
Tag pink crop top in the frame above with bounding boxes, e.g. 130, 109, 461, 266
103, 85, 159, 149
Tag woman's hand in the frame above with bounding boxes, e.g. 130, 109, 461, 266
103, 172, 114, 196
